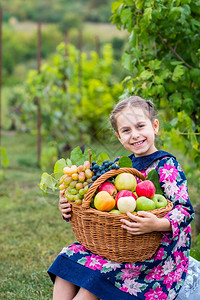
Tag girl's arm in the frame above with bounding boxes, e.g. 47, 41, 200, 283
121, 156, 194, 235
120, 211, 172, 235
156, 156, 194, 240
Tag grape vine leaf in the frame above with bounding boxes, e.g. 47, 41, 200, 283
54, 158, 66, 180
118, 156, 133, 168
39, 172, 58, 194
66, 158, 72, 167
146, 169, 163, 195
96, 153, 110, 165
70, 146, 84, 165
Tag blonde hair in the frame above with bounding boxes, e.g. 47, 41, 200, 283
110, 96, 157, 133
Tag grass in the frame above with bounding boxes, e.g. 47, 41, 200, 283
0, 131, 199, 298
0, 132, 77, 299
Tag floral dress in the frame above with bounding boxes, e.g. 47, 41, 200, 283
48, 151, 195, 300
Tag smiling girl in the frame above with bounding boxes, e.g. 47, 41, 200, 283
48, 96, 200, 300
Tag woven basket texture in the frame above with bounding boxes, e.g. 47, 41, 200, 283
69, 168, 173, 263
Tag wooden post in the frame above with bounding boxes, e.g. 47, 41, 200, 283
37, 22, 42, 167
78, 29, 82, 99
65, 28, 69, 56
0, 9, 2, 164
95, 35, 100, 56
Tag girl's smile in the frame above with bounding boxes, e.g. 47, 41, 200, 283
116, 107, 159, 157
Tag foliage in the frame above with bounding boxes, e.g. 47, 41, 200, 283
26, 42, 123, 155
1, 0, 113, 23
111, 0, 200, 167
2, 24, 63, 85
5, 84, 30, 131
0, 147, 9, 181
191, 233, 200, 261
0, 147, 9, 168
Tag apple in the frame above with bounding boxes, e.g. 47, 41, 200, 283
115, 190, 137, 208
109, 209, 122, 214
136, 196, 156, 211
117, 196, 136, 213
114, 173, 137, 191
94, 191, 115, 212
135, 180, 156, 199
152, 194, 167, 209
97, 182, 117, 197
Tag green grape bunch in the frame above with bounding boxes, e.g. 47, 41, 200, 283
59, 161, 93, 205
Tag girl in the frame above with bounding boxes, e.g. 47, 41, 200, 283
48, 96, 200, 300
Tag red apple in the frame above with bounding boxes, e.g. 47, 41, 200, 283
97, 182, 117, 197
115, 190, 137, 208
135, 180, 156, 199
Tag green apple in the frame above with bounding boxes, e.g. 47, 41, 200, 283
117, 196, 136, 213
152, 194, 167, 209
109, 209, 122, 214
114, 173, 137, 191
136, 196, 156, 211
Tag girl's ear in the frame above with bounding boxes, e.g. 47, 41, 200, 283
153, 119, 159, 135
115, 131, 121, 141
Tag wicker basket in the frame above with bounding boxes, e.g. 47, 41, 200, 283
69, 168, 173, 263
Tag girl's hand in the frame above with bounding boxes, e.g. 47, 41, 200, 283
59, 190, 72, 220
120, 211, 171, 235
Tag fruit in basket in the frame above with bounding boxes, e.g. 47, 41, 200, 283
114, 173, 137, 191
76, 182, 83, 190
152, 194, 167, 208
109, 209, 122, 214
85, 169, 93, 179
84, 160, 91, 169
117, 196, 136, 213
97, 182, 117, 197
90, 160, 120, 181
136, 196, 156, 211
135, 180, 156, 199
115, 190, 137, 208
78, 172, 86, 182
59, 161, 95, 204
77, 165, 85, 172
94, 191, 115, 211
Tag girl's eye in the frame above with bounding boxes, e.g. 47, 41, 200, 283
122, 129, 130, 133
138, 124, 144, 128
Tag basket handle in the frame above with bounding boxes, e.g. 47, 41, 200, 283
82, 167, 146, 209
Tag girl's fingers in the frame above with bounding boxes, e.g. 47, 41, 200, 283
121, 224, 142, 235
59, 190, 65, 197
61, 206, 71, 212
60, 196, 67, 202
63, 213, 71, 219
60, 202, 71, 208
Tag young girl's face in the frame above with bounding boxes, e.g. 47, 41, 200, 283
115, 106, 159, 157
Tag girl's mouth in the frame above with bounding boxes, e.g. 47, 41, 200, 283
132, 140, 146, 147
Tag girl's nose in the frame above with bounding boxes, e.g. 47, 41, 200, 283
130, 130, 140, 139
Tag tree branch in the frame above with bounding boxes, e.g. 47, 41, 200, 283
158, 34, 193, 70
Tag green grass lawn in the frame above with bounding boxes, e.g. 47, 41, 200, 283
0, 131, 199, 299
0, 132, 77, 299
